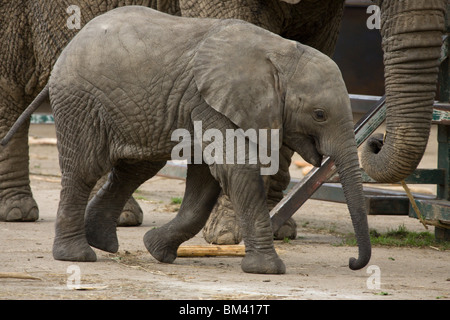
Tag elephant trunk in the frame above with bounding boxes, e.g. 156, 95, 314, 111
360, 0, 446, 183
330, 129, 371, 270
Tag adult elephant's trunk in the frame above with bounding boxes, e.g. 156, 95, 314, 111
331, 131, 371, 270
361, 0, 446, 183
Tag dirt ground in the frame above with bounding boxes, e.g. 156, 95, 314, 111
0, 123, 448, 300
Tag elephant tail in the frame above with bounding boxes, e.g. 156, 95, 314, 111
1, 84, 49, 147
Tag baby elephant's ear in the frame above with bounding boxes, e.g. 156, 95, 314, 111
193, 23, 287, 133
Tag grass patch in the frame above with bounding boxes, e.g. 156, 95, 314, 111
133, 188, 149, 201
343, 224, 449, 250
170, 197, 183, 205
134, 195, 149, 201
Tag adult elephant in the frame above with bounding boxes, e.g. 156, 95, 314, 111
0, 0, 446, 242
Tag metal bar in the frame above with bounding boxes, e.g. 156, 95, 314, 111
353, 95, 386, 145
270, 158, 336, 231
270, 96, 386, 231
303, 182, 435, 201
284, 181, 435, 215
361, 168, 446, 185
433, 103, 450, 125
437, 125, 450, 200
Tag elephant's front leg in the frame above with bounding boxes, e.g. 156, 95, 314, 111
144, 164, 221, 263
203, 145, 296, 244
215, 164, 285, 274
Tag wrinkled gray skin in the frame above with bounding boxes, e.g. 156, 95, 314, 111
46, 7, 370, 274
0, 1, 343, 242
1, 1, 445, 246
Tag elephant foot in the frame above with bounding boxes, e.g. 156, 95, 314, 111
273, 218, 297, 240
241, 250, 286, 274
117, 196, 143, 227
203, 193, 242, 245
84, 206, 119, 254
0, 195, 39, 222
143, 227, 180, 264
53, 235, 97, 262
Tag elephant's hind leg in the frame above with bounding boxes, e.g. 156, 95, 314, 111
85, 160, 166, 253
89, 174, 144, 227
144, 163, 221, 263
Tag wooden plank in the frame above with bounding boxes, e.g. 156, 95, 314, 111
0, 272, 41, 280
177, 245, 245, 257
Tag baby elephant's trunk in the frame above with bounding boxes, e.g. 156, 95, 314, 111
332, 131, 371, 270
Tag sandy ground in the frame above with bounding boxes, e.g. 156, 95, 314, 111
0, 123, 448, 300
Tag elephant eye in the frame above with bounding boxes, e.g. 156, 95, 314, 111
313, 109, 327, 122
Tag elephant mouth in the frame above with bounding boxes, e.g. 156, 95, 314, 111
297, 135, 323, 167
310, 134, 322, 153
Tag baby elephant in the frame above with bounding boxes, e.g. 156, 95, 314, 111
5, 6, 370, 274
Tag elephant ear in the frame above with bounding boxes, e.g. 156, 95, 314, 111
193, 22, 296, 139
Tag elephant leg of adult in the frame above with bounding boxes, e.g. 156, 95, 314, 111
0, 106, 38, 222
85, 160, 166, 253
144, 163, 221, 263
203, 193, 241, 244
89, 174, 143, 227
203, 145, 296, 244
